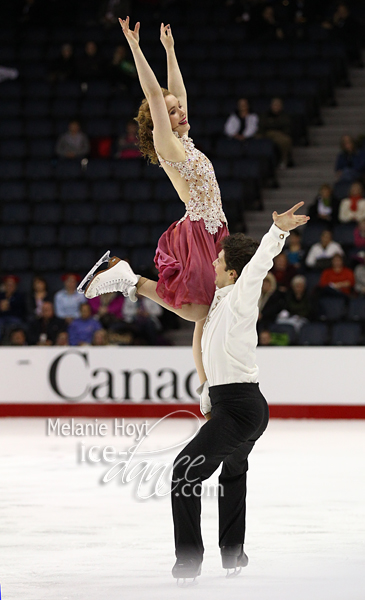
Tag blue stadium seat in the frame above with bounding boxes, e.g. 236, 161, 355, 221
269, 323, 297, 345
58, 225, 88, 247
25, 159, 54, 180
80, 99, 108, 118
331, 322, 362, 346
215, 138, 243, 159
301, 223, 328, 248
60, 182, 89, 202
33, 203, 62, 224
0, 81, 22, 98
24, 99, 49, 118
211, 158, 232, 179
234, 80, 261, 97
29, 181, 57, 202
91, 181, 120, 202
51, 98, 79, 118
55, 81, 82, 98
318, 296, 347, 321
86, 159, 112, 180
0, 120, 24, 138
2, 203, 30, 224
124, 181, 152, 202
65, 248, 99, 272
0, 140, 27, 159
333, 180, 351, 202
203, 116, 227, 137
131, 247, 156, 271
165, 203, 185, 223
195, 63, 220, 79
108, 97, 135, 118
28, 225, 57, 247
0, 182, 26, 202
154, 181, 179, 202
86, 81, 112, 97
143, 163, 166, 181
0, 225, 26, 246
29, 139, 55, 158
150, 224, 169, 244
112, 160, 142, 180
24, 119, 53, 138
224, 61, 249, 79
32, 248, 63, 272
232, 158, 261, 180
292, 42, 318, 60
347, 297, 365, 322
25, 81, 52, 98
298, 322, 329, 345
119, 224, 149, 247
132, 203, 163, 223
304, 271, 321, 291
89, 225, 119, 247
97, 203, 130, 224
55, 160, 82, 180
85, 119, 113, 137
0, 160, 23, 180
22, 63, 47, 80
263, 80, 289, 98
250, 60, 278, 79
63, 203, 95, 224
0, 249, 30, 272
219, 180, 244, 202
278, 60, 305, 79
332, 223, 356, 246
264, 43, 291, 60
0, 100, 22, 118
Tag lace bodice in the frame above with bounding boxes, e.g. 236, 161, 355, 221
156, 133, 227, 235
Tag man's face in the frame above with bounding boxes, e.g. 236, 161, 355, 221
42, 302, 54, 320
212, 250, 236, 289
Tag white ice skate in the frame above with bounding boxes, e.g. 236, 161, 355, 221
77, 251, 139, 301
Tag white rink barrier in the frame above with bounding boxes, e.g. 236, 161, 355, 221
0, 347, 364, 418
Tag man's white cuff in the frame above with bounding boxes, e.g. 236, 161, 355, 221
196, 381, 211, 417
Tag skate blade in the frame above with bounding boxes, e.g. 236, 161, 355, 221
77, 250, 111, 294
226, 567, 242, 579
176, 577, 199, 587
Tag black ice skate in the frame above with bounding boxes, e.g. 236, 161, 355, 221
172, 558, 202, 586
221, 544, 249, 578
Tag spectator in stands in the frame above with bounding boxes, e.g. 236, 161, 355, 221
27, 275, 52, 319
115, 119, 142, 159
338, 182, 365, 223
323, 3, 363, 67
354, 219, 365, 251
56, 120, 90, 159
259, 98, 293, 168
88, 292, 124, 328
8, 327, 27, 346
108, 45, 137, 89
335, 135, 365, 183
55, 331, 69, 346
122, 296, 164, 345
54, 274, 86, 323
28, 301, 67, 346
319, 254, 355, 296
248, 5, 285, 41
76, 41, 104, 82
48, 43, 76, 83
309, 184, 337, 225
284, 275, 311, 319
285, 230, 304, 269
224, 98, 259, 141
257, 273, 285, 330
354, 263, 365, 295
92, 328, 108, 345
0, 275, 26, 329
99, 0, 131, 28
271, 252, 297, 292
258, 329, 272, 346
68, 303, 102, 346
305, 230, 344, 270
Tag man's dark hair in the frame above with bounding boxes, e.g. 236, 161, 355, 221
220, 233, 260, 281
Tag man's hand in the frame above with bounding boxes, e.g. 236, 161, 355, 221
273, 201, 309, 232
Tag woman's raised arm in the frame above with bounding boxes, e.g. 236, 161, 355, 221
119, 17, 184, 162
160, 23, 188, 120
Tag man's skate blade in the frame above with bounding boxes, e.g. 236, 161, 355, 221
176, 577, 199, 587
226, 567, 242, 579
77, 251, 111, 295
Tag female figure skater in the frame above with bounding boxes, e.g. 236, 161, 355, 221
78, 17, 229, 337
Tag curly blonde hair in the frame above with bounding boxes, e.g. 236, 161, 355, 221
134, 88, 171, 165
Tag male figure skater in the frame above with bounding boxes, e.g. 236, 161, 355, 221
77, 202, 309, 581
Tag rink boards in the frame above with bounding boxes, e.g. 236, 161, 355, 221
0, 346, 364, 418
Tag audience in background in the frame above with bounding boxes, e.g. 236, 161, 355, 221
319, 254, 355, 296
109, 45, 137, 89
27, 275, 52, 319
271, 252, 297, 292
0, 275, 26, 329
68, 303, 101, 346
48, 43, 76, 83
257, 273, 285, 330
284, 275, 311, 320
305, 230, 344, 270
54, 274, 86, 323
28, 301, 66, 346
56, 120, 90, 159
285, 231, 304, 269
335, 135, 365, 183
115, 119, 142, 159
338, 182, 365, 223
92, 328, 108, 345
8, 327, 27, 346
354, 263, 365, 295
259, 98, 293, 168
55, 331, 69, 346
309, 184, 337, 225
76, 41, 104, 82
224, 98, 259, 141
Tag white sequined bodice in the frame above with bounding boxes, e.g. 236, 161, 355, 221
156, 133, 227, 235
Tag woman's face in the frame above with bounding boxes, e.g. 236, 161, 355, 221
164, 94, 190, 136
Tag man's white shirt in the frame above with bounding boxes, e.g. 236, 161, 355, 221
201, 223, 289, 388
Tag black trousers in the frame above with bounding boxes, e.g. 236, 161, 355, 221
171, 383, 269, 561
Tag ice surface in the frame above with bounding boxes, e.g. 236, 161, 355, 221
0, 417, 365, 600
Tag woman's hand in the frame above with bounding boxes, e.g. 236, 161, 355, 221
160, 23, 174, 50
119, 16, 140, 50
273, 202, 310, 232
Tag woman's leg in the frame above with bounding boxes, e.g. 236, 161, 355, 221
136, 277, 209, 322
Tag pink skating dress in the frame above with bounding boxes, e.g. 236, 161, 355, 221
155, 133, 229, 308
